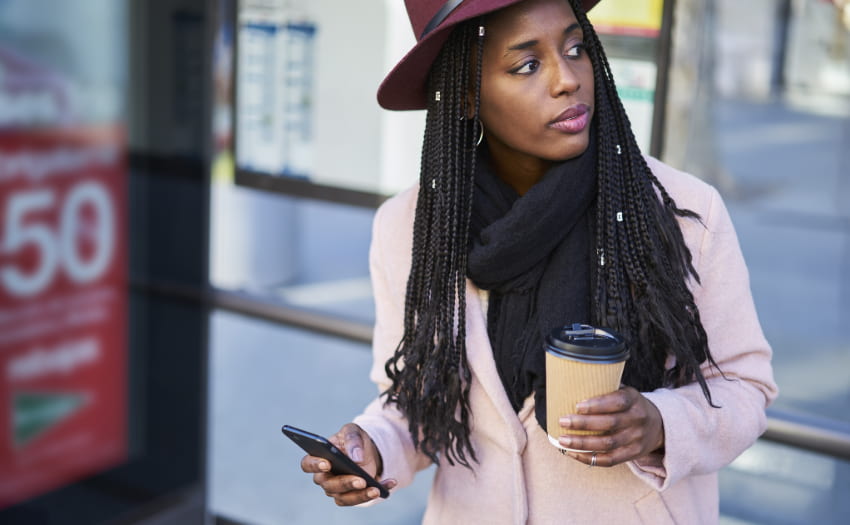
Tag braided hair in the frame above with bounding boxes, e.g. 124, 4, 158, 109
383, 0, 719, 469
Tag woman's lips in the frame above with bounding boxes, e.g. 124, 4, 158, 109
549, 104, 591, 134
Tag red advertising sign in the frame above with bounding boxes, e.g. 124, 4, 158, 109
0, 126, 127, 508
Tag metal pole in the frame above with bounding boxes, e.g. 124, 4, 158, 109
650, 0, 676, 158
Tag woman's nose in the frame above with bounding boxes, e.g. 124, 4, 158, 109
549, 58, 581, 97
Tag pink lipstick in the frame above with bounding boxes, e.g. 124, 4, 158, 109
549, 104, 591, 134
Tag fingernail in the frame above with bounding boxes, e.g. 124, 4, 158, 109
350, 447, 363, 463
367, 488, 379, 499
560, 417, 572, 428
576, 401, 589, 413
353, 478, 366, 489
559, 436, 572, 448
319, 461, 330, 471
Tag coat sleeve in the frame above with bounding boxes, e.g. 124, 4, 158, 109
627, 183, 779, 491
352, 189, 433, 490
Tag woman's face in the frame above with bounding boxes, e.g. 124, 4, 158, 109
479, 0, 594, 172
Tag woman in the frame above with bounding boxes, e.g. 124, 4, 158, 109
300, 0, 777, 522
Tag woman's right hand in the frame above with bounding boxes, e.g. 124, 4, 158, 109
300, 423, 397, 506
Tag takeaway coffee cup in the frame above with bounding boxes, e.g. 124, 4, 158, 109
545, 323, 628, 451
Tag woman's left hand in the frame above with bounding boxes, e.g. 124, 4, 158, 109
557, 386, 664, 468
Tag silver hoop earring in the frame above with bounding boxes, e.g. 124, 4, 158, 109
475, 118, 485, 148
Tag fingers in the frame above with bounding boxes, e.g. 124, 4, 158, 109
299, 423, 391, 506
567, 450, 617, 468
560, 387, 649, 436
557, 387, 664, 466
557, 424, 641, 453
303, 458, 397, 506
574, 387, 640, 415
559, 412, 623, 434
341, 424, 366, 463
334, 423, 384, 476
300, 454, 332, 474
314, 474, 397, 506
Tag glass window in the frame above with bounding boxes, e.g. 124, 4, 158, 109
709, 0, 850, 522
232, 0, 419, 196
709, 0, 850, 423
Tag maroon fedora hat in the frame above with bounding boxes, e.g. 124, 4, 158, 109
378, 0, 602, 111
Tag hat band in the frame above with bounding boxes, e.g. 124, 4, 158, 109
420, 0, 465, 40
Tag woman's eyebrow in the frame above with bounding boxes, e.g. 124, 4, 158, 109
504, 23, 582, 55
506, 39, 539, 54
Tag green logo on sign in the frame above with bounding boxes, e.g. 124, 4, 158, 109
13, 391, 86, 448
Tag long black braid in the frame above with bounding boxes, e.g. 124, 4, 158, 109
384, 0, 719, 469
383, 24, 484, 468
574, 1, 720, 397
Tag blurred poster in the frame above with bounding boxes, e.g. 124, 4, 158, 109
607, 58, 657, 152
236, 0, 317, 177
0, 46, 128, 507
589, 0, 664, 37
589, 0, 666, 152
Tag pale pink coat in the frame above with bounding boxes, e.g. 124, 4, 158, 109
354, 157, 778, 524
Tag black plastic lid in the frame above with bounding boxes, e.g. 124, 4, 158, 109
545, 324, 629, 363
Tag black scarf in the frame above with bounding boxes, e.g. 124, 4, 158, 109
467, 136, 598, 431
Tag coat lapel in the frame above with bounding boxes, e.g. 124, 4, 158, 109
464, 278, 528, 452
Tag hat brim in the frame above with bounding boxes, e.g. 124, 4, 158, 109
377, 0, 602, 111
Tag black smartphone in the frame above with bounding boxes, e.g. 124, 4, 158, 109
281, 424, 390, 499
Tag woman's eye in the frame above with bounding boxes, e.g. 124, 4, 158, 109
565, 43, 585, 58
512, 60, 540, 75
